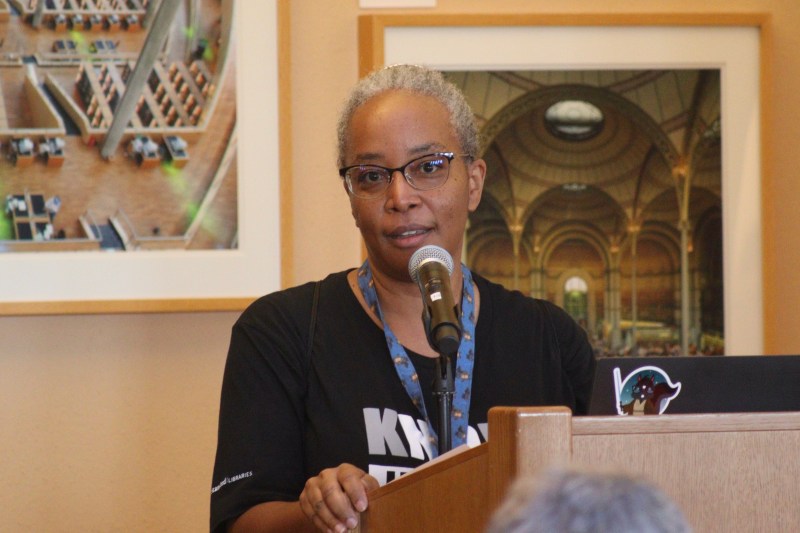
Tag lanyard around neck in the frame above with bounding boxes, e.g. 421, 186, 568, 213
356, 260, 477, 456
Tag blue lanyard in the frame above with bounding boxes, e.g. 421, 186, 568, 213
356, 260, 476, 456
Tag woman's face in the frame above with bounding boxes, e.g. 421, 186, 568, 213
343, 90, 486, 281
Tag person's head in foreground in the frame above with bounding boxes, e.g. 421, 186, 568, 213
486, 467, 692, 533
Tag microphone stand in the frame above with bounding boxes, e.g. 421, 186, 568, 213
426, 314, 460, 456
432, 352, 455, 455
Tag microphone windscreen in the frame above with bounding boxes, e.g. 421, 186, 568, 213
408, 245, 454, 283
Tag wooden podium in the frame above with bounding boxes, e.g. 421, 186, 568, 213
356, 407, 800, 532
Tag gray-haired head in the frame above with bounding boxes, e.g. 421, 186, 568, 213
486, 467, 692, 533
336, 64, 481, 168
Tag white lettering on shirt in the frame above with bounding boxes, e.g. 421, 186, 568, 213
397, 413, 435, 460
211, 470, 253, 494
364, 408, 490, 484
368, 464, 415, 486
363, 407, 409, 457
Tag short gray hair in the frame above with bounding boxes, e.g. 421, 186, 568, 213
486, 467, 692, 533
336, 64, 480, 167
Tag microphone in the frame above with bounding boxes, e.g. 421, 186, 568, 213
408, 245, 462, 357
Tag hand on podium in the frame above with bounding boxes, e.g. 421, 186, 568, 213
299, 463, 380, 532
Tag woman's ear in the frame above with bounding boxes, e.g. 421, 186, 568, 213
467, 158, 486, 212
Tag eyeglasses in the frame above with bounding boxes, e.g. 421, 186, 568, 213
339, 152, 470, 199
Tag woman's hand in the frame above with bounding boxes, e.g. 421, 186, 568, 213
299, 463, 380, 532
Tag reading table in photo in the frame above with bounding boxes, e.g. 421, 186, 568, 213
5, 192, 54, 241
9, 137, 35, 167
163, 135, 189, 168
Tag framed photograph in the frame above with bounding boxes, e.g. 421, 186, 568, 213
0, 0, 284, 314
359, 14, 769, 355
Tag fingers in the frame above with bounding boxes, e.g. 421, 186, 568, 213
340, 468, 379, 513
300, 474, 347, 532
299, 464, 378, 532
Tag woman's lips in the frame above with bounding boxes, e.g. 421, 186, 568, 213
387, 226, 432, 245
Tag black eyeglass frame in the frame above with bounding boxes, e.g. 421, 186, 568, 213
339, 152, 472, 199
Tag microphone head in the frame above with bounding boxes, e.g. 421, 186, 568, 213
408, 245, 454, 283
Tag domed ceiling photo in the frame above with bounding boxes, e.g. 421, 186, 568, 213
446, 69, 722, 356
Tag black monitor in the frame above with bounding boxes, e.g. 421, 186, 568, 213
588, 355, 800, 416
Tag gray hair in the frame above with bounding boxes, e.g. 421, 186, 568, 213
486, 467, 692, 533
336, 64, 481, 167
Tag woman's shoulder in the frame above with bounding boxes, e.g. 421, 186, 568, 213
238, 269, 352, 325
473, 272, 574, 325
474, 272, 537, 309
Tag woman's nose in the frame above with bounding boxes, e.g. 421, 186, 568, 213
384, 170, 419, 211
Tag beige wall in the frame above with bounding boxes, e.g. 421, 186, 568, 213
0, 312, 237, 531
2, 0, 798, 531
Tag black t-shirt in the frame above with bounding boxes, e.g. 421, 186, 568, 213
210, 270, 595, 532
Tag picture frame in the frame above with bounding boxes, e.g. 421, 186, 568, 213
0, 0, 288, 315
358, 13, 771, 355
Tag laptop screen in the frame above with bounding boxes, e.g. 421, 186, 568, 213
587, 355, 800, 416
